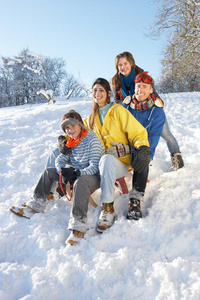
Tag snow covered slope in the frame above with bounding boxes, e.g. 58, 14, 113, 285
0, 92, 200, 299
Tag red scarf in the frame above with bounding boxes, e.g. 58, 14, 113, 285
66, 128, 88, 148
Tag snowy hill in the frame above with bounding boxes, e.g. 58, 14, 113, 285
0, 92, 200, 300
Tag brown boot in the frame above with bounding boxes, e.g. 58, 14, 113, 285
47, 192, 54, 200
65, 230, 84, 245
97, 202, 115, 233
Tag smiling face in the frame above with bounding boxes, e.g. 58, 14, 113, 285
64, 123, 82, 138
92, 83, 110, 108
135, 82, 153, 102
117, 57, 132, 77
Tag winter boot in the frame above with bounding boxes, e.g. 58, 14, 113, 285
10, 203, 35, 219
97, 202, 115, 233
65, 230, 84, 245
126, 199, 142, 220
171, 152, 184, 171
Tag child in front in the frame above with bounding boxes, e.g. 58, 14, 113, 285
10, 110, 104, 245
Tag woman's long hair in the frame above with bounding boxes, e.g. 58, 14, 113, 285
111, 51, 136, 92
90, 78, 111, 129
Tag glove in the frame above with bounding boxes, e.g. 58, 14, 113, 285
106, 142, 130, 158
123, 95, 132, 104
58, 135, 71, 155
131, 146, 151, 173
61, 167, 81, 184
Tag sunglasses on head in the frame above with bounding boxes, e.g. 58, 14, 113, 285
134, 72, 152, 84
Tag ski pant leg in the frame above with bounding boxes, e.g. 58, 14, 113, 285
130, 166, 149, 201
27, 167, 59, 213
161, 118, 180, 155
68, 175, 100, 233
46, 147, 60, 168
99, 154, 128, 204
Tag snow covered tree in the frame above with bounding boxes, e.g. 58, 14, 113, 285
0, 49, 86, 107
1, 50, 36, 105
1, 49, 47, 106
63, 73, 90, 98
0, 63, 13, 107
42, 57, 66, 96
148, 0, 200, 92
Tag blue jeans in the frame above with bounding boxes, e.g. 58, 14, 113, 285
99, 154, 128, 204
46, 147, 60, 168
161, 118, 180, 155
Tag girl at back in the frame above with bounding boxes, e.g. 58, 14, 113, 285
111, 51, 184, 171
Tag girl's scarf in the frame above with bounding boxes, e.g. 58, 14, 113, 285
119, 67, 136, 99
66, 128, 88, 148
130, 94, 155, 111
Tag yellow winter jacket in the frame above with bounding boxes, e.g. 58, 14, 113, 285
84, 103, 149, 168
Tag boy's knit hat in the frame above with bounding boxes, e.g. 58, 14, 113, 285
61, 110, 84, 132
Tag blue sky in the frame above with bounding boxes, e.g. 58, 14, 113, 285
0, 0, 164, 89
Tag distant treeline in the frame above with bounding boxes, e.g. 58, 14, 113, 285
0, 48, 89, 108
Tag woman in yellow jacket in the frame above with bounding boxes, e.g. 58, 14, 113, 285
83, 78, 150, 233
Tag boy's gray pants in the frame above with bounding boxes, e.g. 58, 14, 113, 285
27, 168, 100, 232
27, 167, 59, 213
68, 174, 100, 233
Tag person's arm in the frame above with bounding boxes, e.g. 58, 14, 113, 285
113, 88, 122, 104
83, 115, 91, 130
119, 106, 151, 172
107, 106, 164, 159
55, 153, 70, 174
120, 107, 149, 149
80, 136, 105, 176
135, 65, 144, 75
152, 87, 164, 106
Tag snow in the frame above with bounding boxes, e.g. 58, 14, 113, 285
36, 89, 55, 102
0, 92, 200, 300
